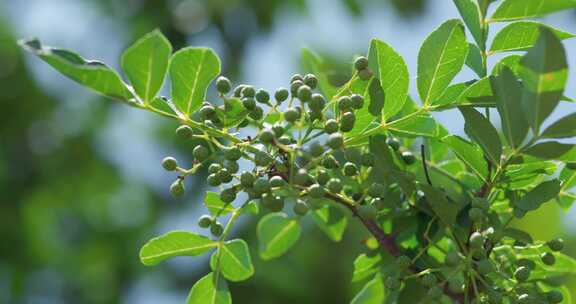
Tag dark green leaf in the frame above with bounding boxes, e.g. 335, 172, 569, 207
459, 107, 502, 164
350, 274, 386, 304
187, 272, 231, 304
388, 113, 441, 138
492, 55, 522, 76
443, 135, 488, 181
517, 179, 561, 211
214, 97, 248, 128
525, 142, 575, 160
541, 113, 576, 139
466, 43, 484, 77
456, 77, 495, 107
490, 0, 576, 22
301, 48, 338, 100
368, 77, 384, 117
490, 21, 574, 54
419, 184, 461, 226
257, 213, 301, 260
352, 254, 382, 282
311, 205, 348, 242
453, 0, 485, 48
169, 47, 220, 116
418, 19, 469, 106
139, 231, 217, 266
210, 239, 254, 282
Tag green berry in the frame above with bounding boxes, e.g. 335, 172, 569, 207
469, 207, 484, 223
397, 255, 411, 269
199, 105, 216, 120
290, 74, 303, 83
445, 251, 462, 267
310, 142, 325, 158
548, 238, 564, 252
284, 107, 300, 123
241, 85, 255, 97
303, 73, 318, 89
242, 97, 256, 110
193, 145, 210, 161
547, 291, 563, 304
207, 173, 221, 186
355, 56, 369, 71
297, 85, 312, 101
272, 123, 284, 137
309, 94, 326, 112
322, 155, 340, 169
340, 112, 356, 132
513, 208, 526, 219
240, 171, 255, 188
427, 286, 443, 299
368, 183, 385, 198
290, 80, 304, 95
254, 151, 273, 167
514, 266, 530, 282
327, 178, 343, 194
469, 232, 485, 249
255, 89, 270, 104
253, 178, 271, 194
225, 161, 239, 174
361, 153, 375, 167
175, 125, 193, 139
294, 168, 310, 186
316, 169, 330, 186
210, 221, 224, 236
326, 133, 344, 150
208, 163, 222, 174
358, 68, 373, 80
308, 184, 325, 199
262, 193, 284, 212
448, 279, 465, 294
343, 162, 358, 176
270, 176, 286, 188
216, 76, 231, 94
358, 205, 378, 220
422, 273, 437, 287
386, 137, 400, 151
250, 106, 264, 120
337, 96, 352, 111
224, 146, 242, 161
278, 135, 291, 145
259, 128, 275, 143
217, 168, 232, 183
233, 85, 246, 97
220, 188, 236, 203
324, 119, 339, 134
350, 94, 364, 109
198, 215, 212, 228
401, 151, 416, 165
275, 88, 289, 103
476, 259, 494, 275
293, 200, 309, 216
541, 252, 556, 265
162, 157, 178, 171
170, 179, 185, 197
384, 276, 401, 290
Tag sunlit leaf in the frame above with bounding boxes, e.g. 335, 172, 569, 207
460, 107, 502, 164
311, 204, 348, 242
465, 43, 484, 77
350, 274, 386, 304
490, 21, 574, 54
490, 0, 576, 22
517, 179, 561, 211
187, 272, 231, 304
204, 192, 236, 216
210, 239, 254, 282
453, 0, 485, 48
301, 48, 338, 100
257, 213, 301, 260
443, 135, 488, 182
140, 231, 217, 266
352, 254, 382, 283
419, 183, 461, 226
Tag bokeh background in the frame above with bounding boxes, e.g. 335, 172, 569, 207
0, 0, 575, 303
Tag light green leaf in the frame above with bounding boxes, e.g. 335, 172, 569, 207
490, 0, 576, 22
311, 205, 348, 242
352, 254, 382, 283
517, 179, 561, 211
368, 39, 409, 119
490, 67, 528, 148
210, 239, 254, 282
466, 43, 484, 77
443, 135, 488, 182
187, 272, 231, 304
150, 97, 177, 116
257, 213, 301, 260
492, 55, 522, 75
342, 77, 374, 139
388, 113, 440, 138
460, 107, 502, 164
139, 231, 217, 266
419, 183, 461, 226
19, 39, 133, 101
525, 142, 575, 160
214, 97, 248, 128
490, 21, 574, 54
350, 274, 386, 304
204, 192, 236, 216
301, 48, 338, 100
169, 47, 220, 116
121, 30, 172, 104
519, 28, 568, 133
453, 0, 485, 48
541, 113, 576, 139
418, 19, 468, 106
456, 77, 495, 107
432, 82, 470, 107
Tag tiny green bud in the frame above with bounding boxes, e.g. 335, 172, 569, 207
241, 85, 255, 97
233, 85, 246, 97
284, 107, 301, 123
358, 68, 373, 80
422, 273, 437, 287
368, 183, 385, 198
322, 155, 340, 169
274, 88, 289, 103
324, 119, 339, 134
199, 105, 216, 120
198, 215, 212, 228
242, 97, 256, 110
162, 157, 178, 171
255, 89, 270, 104
401, 151, 416, 165
297, 85, 312, 101
350, 94, 364, 109
303, 73, 318, 89
471, 197, 490, 211
548, 238, 564, 252
224, 146, 242, 161
384, 276, 401, 290
220, 188, 237, 203
386, 137, 400, 151
327, 178, 343, 194
278, 135, 292, 145
175, 125, 193, 139
290, 80, 304, 96
448, 278, 465, 294
358, 204, 378, 220
337, 96, 352, 111
253, 177, 271, 194
514, 266, 530, 282
340, 112, 356, 132
259, 128, 275, 143
208, 163, 222, 174
397, 255, 411, 269
308, 184, 325, 199
476, 259, 494, 275
309, 93, 326, 112
170, 179, 185, 197
240, 171, 255, 188
216, 76, 231, 94
294, 168, 310, 186
250, 106, 264, 120
193, 145, 210, 161
361, 153, 375, 167
210, 221, 224, 236
316, 169, 330, 186
354, 56, 369, 71
217, 168, 232, 183
469, 232, 485, 249
270, 176, 286, 188
293, 200, 309, 216
541, 252, 556, 265
445, 251, 462, 267
207, 173, 221, 186
290, 74, 303, 83
326, 133, 344, 150
310, 142, 325, 158
427, 286, 443, 299
225, 161, 239, 174
343, 162, 358, 176
468, 207, 484, 223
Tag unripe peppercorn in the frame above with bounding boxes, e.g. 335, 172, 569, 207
316, 169, 330, 186
199, 105, 216, 120
207, 173, 221, 186
303, 73, 318, 89
242, 97, 256, 110
250, 106, 264, 120
270, 176, 286, 188
240, 171, 255, 188
354, 56, 369, 71
217, 168, 232, 183
548, 238, 564, 251
308, 184, 325, 199
278, 135, 291, 145
170, 179, 185, 197
368, 183, 385, 198
253, 178, 271, 194
241, 85, 255, 98
193, 145, 210, 161
225, 161, 239, 174
361, 153, 375, 167
293, 200, 309, 216
516, 294, 533, 304
198, 215, 212, 228
386, 137, 400, 151
358, 68, 373, 80
297, 85, 312, 101
284, 107, 300, 123
476, 259, 494, 275
322, 155, 340, 169
294, 168, 310, 186
401, 151, 416, 165
290, 80, 304, 96
384, 276, 401, 290
220, 188, 237, 203
327, 178, 343, 194
175, 125, 193, 139
290, 74, 304, 83
309, 94, 326, 112
210, 221, 224, 236
233, 85, 246, 97
208, 163, 222, 174
254, 151, 273, 167
469, 232, 485, 249
427, 286, 443, 299
514, 266, 530, 282
340, 112, 356, 132
309, 142, 325, 158
162, 157, 178, 171
326, 133, 344, 150
259, 128, 275, 143
337, 96, 352, 112
255, 89, 270, 104
324, 119, 339, 134
274, 88, 289, 103
224, 146, 242, 161
272, 123, 285, 137
448, 279, 465, 294
547, 291, 563, 304
541, 252, 556, 265
343, 162, 358, 176
350, 94, 364, 109
216, 76, 231, 94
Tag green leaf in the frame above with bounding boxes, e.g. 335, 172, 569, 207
388, 113, 441, 138
517, 179, 561, 211
541, 113, 576, 139
419, 183, 461, 226
518, 27, 568, 133
187, 272, 231, 304
342, 77, 374, 140
352, 254, 382, 283
139, 231, 217, 266
311, 205, 348, 242
368, 39, 409, 119
492, 55, 522, 76
301, 48, 338, 100
150, 96, 177, 116
442, 135, 488, 182
210, 239, 254, 282
204, 192, 236, 216
19, 39, 133, 101
432, 82, 470, 107
169, 47, 220, 116
558, 167, 576, 209
490, 67, 528, 148
460, 107, 502, 164
490, 21, 574, 54
350, 274, 386, 304
257, 213, 301, 260
490, 0, 576, 22
453, 0, 485, 48
525, 142, 575, 160
367, 77, 384, 117
466, 43, 484, 77
121, 30, 172, 104
456, 77, 495, 107
417, 19, 468, 106
214, 97, 249, 128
